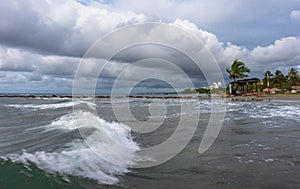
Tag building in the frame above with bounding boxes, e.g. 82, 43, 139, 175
228, 78, 260, 95
291, 86, 300, 93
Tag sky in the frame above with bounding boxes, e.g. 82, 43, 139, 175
0, 0, 299, 94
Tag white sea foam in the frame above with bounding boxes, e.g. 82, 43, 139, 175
6, 109, 140, 185
226, 101, 300, 125
6, 100, 95, 110
264, 158, 275, 162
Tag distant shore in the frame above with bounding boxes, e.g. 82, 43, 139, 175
0, 93, 299, 101
0, 94, 211, 99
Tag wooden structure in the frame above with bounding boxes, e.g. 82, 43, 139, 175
229, 78, 260, 95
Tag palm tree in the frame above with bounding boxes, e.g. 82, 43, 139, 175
263, 71, 273, 88
226, 59, 250, 87
273, 70, 285, 91
288, 68, 299, 87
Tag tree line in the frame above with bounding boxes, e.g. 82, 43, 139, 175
226, 59, 300, 93
262, 68, 299, 92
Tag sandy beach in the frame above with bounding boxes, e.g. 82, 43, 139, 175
229, 94, 300, 101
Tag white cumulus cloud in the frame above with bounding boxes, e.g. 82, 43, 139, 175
290, 10, 300, 22
250, 37, 300, 63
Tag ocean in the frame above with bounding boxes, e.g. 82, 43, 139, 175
0, 97, 300, 189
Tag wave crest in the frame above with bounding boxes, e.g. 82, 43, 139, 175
5, 107, 140, 185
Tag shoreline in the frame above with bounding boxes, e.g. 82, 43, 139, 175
0, 94, 211, 99
0, 93, 300, 101
230, 94, 300, 101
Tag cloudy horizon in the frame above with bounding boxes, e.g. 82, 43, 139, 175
0, 0, 299, 94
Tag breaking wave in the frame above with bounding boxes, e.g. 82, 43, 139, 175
3, 102, 140, 185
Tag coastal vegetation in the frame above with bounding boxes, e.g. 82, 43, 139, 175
226, 59, 251, 87
181, 88, 212, 94
259, 68, 300, 93
227, 60, 300, 94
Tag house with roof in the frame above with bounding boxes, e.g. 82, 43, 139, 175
291, 86, 300, 93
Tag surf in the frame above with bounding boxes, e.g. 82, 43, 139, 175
2, 101, 140, 185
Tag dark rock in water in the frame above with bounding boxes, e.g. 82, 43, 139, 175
232, 128, 255, 135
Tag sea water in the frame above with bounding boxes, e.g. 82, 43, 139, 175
0, 97, 300, 188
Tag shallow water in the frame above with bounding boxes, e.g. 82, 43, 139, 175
0, 97, 300, 189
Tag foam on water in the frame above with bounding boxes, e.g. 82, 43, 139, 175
4, 107, 140, 185
226, 101, 300, 126
6, 100, 95, 110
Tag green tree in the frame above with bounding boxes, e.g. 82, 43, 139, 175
226, 59, 251, 87
263, 71, 273, 88
273, 70, 286, 91
287, 68, 299, 87
195, 88, 211, 94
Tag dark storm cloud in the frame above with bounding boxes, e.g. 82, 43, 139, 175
0, 1, 146, 57
111, 44, 205, 78
0, 1, 79, 56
